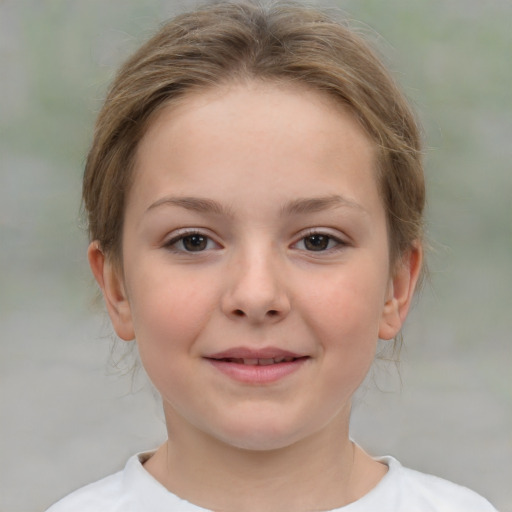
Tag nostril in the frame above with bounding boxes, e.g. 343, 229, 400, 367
234, 309, 245, 317
267, 310, 279, 317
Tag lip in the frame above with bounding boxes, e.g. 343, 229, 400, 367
206, 347, 304, 360
204, 347, 309, 384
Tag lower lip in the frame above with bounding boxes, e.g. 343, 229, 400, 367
206, 358, 308, 384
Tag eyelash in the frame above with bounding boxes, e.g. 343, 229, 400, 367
164, 229, 347, 254
164, 230, 220, 253
293, 230, 348, 253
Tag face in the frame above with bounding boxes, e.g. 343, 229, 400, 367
90, 82, 420, 451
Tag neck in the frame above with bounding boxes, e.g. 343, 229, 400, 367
144, 406, 386, 512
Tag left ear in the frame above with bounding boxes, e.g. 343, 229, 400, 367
379, 242, 423, 340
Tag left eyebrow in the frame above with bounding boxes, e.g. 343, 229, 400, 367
281, 195, 368, 216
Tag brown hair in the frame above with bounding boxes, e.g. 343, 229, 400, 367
83, 0, 425, 273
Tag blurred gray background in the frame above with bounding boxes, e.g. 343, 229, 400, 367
1, 1, 511, 511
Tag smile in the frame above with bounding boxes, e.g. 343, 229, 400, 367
215, 356, 299, 365
204, 348, 309, 384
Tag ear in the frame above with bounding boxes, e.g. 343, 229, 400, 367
87, 241, 135, 341
378, 242, 423, 340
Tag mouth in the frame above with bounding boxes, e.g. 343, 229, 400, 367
211, 356, 306, 366
204, 348, 309, 384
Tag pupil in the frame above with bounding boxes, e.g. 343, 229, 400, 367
305, 235, 329, 251
183, 235, 207, 251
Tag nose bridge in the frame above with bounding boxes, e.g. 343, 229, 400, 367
222, 239, 290, 323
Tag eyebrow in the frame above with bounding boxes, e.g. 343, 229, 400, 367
146, 194, 366, 217
281, 195, 368, 216
146, 196, 234, 216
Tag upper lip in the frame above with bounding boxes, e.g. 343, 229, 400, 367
205, 347, 306, 360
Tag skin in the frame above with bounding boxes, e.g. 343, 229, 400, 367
89, 81, 422, 512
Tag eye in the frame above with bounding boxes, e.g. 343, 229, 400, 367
294, 232, 345, 252
166, 231, 219, 252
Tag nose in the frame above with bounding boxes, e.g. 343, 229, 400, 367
221, 248, 291, 324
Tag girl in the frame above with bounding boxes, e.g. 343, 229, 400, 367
47, 1, 497, 510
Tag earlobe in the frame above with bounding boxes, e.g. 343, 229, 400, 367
87, 242, 135, 341
378, 243, 422, 340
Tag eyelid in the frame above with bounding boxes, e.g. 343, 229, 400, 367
292, 228, 350, 251
164, 228, 222, 252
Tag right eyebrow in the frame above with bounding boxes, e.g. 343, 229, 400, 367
281, 194, 368, 216
145, 196, 234, 217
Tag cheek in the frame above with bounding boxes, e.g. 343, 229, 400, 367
126, 272, 218, 400
300, 263, 389, 336
127, 269, 218, 355
297, 261, 389, 382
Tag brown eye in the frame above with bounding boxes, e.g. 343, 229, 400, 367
304, 234, 331, 251
182, 234, 208, 251
166, 231, 220, 253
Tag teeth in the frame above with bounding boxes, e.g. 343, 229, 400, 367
274, 356, 296, 363
216, 356, 301, 365
237, 357, 297, 365
242, 358, 259, 365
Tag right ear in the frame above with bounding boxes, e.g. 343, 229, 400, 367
87, 241, 135, 341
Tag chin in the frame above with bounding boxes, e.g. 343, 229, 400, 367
209, 415, 313, 453
221, 433, 301, 453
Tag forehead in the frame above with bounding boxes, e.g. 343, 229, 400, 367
130, 81, 381, 216
139, 80, 372, 151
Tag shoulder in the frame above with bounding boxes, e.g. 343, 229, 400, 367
45, 470, 125, 512
45, 451, 209, 512
367, 456, 498, 512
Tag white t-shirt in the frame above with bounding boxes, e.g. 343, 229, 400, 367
46, 451, 497, 512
